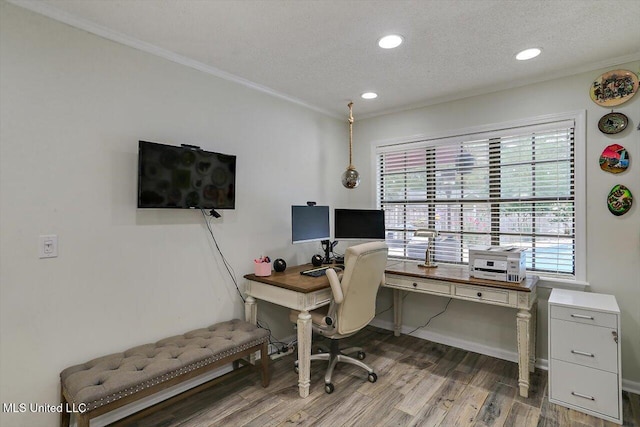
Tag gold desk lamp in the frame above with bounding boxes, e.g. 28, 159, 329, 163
415, 229, 438, 268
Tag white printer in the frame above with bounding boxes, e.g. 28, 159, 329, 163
468, 246, 527, 283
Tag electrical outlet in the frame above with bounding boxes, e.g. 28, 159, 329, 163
39, 235, 58, 258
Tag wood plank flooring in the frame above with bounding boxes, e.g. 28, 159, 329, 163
110, 326, 640, 427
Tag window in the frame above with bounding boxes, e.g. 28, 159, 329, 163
376, 115, 583, 279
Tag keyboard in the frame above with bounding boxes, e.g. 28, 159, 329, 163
300, 266, 330, 277
300, 265, 345, 277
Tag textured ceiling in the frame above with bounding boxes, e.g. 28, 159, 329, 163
10, 0, 640, 118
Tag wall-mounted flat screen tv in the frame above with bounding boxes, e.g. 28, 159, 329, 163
137, 141, 236, 209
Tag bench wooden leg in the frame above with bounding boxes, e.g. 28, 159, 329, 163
60, 385, 70, 427
76, 412, 90, 427
261, 341, 270, 387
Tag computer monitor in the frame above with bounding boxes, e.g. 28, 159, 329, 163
334, 209, 385, 240
291, 205, 331, 244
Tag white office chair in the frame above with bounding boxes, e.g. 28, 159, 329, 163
291, 241, 388, 394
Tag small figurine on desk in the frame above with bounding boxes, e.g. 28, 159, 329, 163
414, 229, 438, 268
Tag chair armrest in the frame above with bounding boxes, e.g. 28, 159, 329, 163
326, 268, 344, 304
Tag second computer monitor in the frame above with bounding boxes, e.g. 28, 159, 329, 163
334, 209, 385, 240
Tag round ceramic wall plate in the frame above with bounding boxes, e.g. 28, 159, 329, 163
598, 112, 628, 134
599, 144, 629, 174
590, 69, 639, 107
607, 184, 633, 216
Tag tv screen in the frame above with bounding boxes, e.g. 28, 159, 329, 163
137, 141, 236, 209
334, 209, 385, 240
291, 205, 330, 244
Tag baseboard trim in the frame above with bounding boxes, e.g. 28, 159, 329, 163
369, 318, 526, 365
368, 319, 640, 394
622, 378, 640, 395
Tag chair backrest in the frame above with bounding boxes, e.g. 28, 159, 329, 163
335, 241, 388, 335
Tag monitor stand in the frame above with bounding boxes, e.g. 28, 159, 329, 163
321, 240, 337, 264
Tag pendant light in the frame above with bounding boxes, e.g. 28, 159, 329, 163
341, 102, 360, 189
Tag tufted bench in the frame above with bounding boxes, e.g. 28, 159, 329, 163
60, 319, 269, 427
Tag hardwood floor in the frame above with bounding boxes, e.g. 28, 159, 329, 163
111, 326, 640, 427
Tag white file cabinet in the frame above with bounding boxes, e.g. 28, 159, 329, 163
548, 289, 622, 424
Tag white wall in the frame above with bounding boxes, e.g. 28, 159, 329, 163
0, 3, 349, 425
356, 61, 640, 388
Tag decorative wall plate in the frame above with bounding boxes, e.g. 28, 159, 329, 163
598, 112, 628, 134
599, 144, 629, 174
590, 69, 639, 107
607, 184, 633, 216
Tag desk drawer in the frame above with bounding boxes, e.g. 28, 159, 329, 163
454, 284, 509, 305
385, 276, 451, 295
312, 288, 333, 307
550, 305, 617, 328
550, 318, 618, 373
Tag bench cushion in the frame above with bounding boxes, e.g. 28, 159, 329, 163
60, 319, 269, 411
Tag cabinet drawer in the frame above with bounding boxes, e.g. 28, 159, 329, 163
454, 284, 509, 305
550, 305, 617, 328
550, 359, 619, 420
550, 319, 618, 373
385, 276, 451, 295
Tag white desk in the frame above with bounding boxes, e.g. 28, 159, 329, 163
244, 260, 538, 398
244, 264, 333, 398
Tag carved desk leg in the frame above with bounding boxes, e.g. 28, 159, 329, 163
297, 310, 312, 398
245, 296, 257, 325
245, 296, 258, 364
393, 289, 403, 337
529, 300, 538, 373
516, 307, 531, 398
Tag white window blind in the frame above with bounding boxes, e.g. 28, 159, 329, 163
377, 120, 576, 278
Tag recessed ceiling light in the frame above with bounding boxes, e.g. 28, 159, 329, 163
361, 92, 378, 99
516, 48, 542, 61
378, 34, 403, 49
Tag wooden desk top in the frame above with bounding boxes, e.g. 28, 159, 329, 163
245, 260, 537, 294
385, 260, 537, 292
244, 263, 333, 293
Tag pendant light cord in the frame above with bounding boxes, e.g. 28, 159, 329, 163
348, 102, 354, 170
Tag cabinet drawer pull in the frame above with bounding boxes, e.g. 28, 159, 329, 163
571, 391, 595, 401
570, 314, 594, 320
571, 350, 594, 357
477, 292, 482, 297
413, 282, 418, 288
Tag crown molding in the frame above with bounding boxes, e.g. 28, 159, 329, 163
360, 52, 640, 120
6, 0, 341, 119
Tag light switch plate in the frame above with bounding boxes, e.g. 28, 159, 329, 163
39, 234, 58, 258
